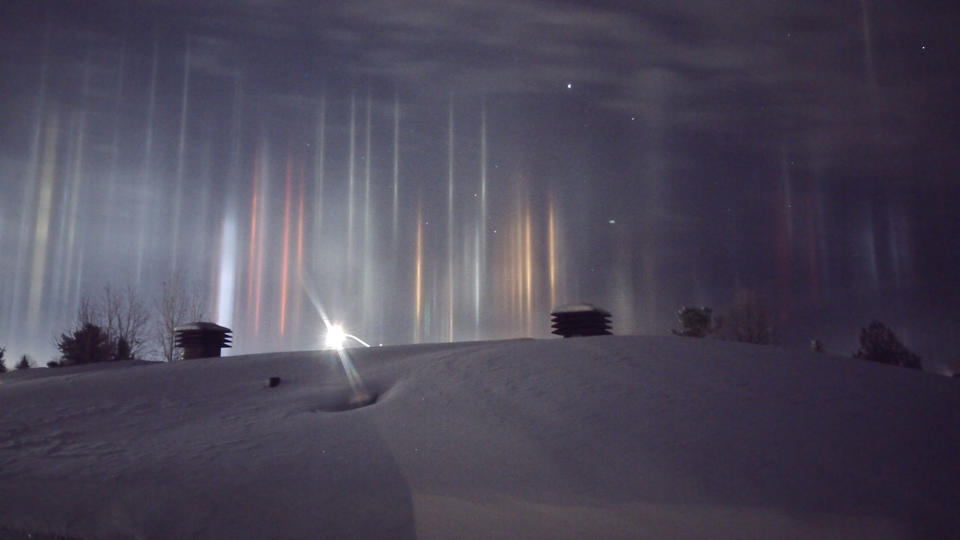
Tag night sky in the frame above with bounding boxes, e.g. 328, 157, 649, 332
2, 1, 958, 369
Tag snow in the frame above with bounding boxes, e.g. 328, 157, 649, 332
1, 336, 957, 538
550, 302, 608, 314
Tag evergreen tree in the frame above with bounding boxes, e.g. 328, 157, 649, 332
854, 320, 922, 370
16, 355, 31, 370
0, 347, 6, 373
57, 323, 114, 365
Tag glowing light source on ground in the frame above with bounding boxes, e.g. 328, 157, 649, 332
324, 324, 347, 350
322, 323, 371, 351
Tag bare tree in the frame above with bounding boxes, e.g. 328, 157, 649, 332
77, 295, 98, 327
100, 284, 151, 360
154, 274, 206, 362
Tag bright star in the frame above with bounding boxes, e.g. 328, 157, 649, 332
566, 82, 573, 89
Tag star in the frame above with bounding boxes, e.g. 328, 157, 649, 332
566, 82, 573, 89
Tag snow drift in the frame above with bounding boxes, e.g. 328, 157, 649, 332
1, 336, 957, 538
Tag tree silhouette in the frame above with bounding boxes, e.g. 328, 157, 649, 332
0, 347, 6, 373
672, 307, 720, 338
854, 320, 922, 370
16, 355, 31, 370
113, 336, 132, 362
57, 323, 114, 365
154, 273, 205, 362
100, 285, 151, 361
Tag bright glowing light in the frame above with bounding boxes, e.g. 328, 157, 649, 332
324, 324, 347, 350
322, 323, 372, 350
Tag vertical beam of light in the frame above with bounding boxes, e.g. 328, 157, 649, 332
280, 152, 293, 336
73, 250, 84, 324
196, 140, 214, 282
27, 111, 60, 333
104, 35, 128, 234
346, 93, 357, 286
473, 225, 481, 338
48, 118, 67, 321
10, 23, 50, 340
48, 110, 75, 322
61, 106, 87, 322
362, 90, 374, 336
53, 51, 91, 323
246, 147, 260, 332
414, 204, 423, 343
313, 91, 326, 271
295, 162, 306, 334
637, 73, 668, 331
524, 203, 533, 336
171, 36, 192, 274
254, 149, 269, 336
447, 95, 455, 341
217, 215, 237, 332
364, 91, 372, 236
135, 34, 160, 286
250, 142, 269, 335
475, 101, 488, 337
223, 69, 245, 327
392, 91, 400, 243
512, 208, 520, 331
548, 196, 557, 310
50, 124, 75, 314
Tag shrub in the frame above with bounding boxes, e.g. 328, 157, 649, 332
672, 307, 720, 338
854, 321, 922, 370
57, 323, 115, 365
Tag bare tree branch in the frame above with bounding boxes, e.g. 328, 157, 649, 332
101, 284, 151, 360
154, 273, 206, 362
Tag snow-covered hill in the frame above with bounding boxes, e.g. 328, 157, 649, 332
1, 336, 957, 539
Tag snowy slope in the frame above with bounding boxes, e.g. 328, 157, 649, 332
1, 336, 957, 539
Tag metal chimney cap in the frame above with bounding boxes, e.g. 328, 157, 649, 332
550, 303, 613, 338
174, 322, 231, 333
550, 303, 611, 316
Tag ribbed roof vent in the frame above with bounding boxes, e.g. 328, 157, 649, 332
174, 322, 233, 360
550, 303, 612, 338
